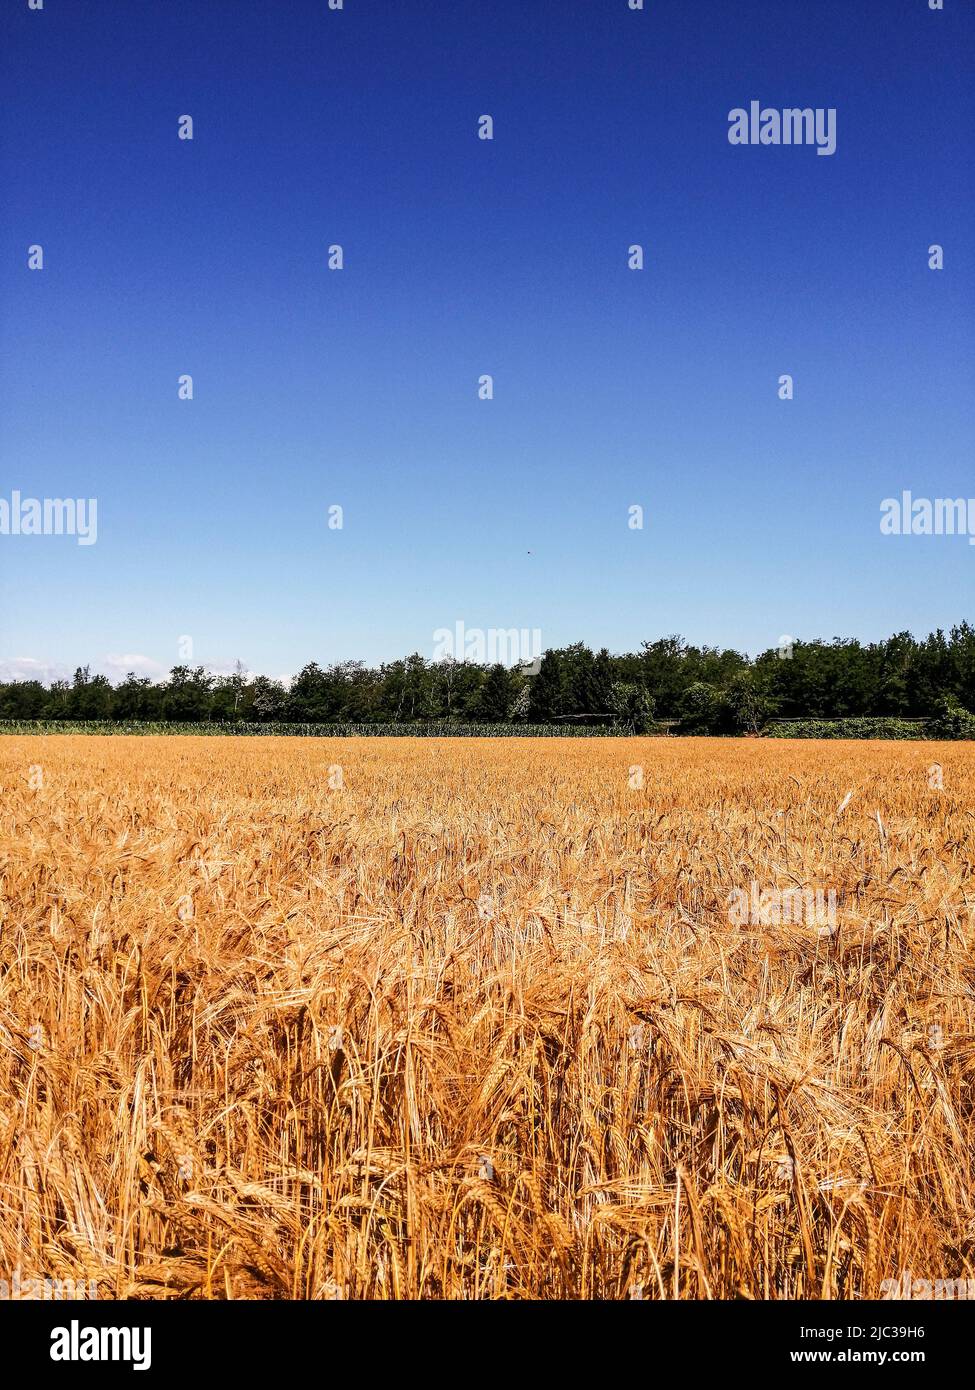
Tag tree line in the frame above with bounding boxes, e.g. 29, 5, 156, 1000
3, 624, 975, 735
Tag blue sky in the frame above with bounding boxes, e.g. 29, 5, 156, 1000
1, 0, 972, 682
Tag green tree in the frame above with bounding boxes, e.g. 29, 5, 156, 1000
609, 681, 654, 734
721, 673, 776, 734
112, 673, 160, 720
0, 679, 48, 719
67, 667, 113, 719
477, 664, 514, 722
287, 663, 332, 721
528, 650, 569, 722
677, 681, 721, 734
162, 667, 214, 721
251, 675, 288, 722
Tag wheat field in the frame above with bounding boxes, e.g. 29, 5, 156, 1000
0, 734, 972, 1300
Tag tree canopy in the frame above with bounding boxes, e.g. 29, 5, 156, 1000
3, 624, 975, 733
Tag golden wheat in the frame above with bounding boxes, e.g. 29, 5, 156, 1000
0, 735, 972, 1299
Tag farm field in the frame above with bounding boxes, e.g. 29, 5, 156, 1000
0, 735, 972, 1300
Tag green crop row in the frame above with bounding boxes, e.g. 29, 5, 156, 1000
0, 719, 624, 738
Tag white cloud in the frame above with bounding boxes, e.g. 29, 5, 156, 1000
0, 656, 68, 683
103, 653, 166, 678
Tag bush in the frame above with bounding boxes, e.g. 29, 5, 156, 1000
765, 718, 932, 740
928, 696, 975, 740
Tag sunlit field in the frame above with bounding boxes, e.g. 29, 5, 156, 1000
0, 735, 972, 1300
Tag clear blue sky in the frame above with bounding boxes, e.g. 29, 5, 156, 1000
1, 0, 972, 682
